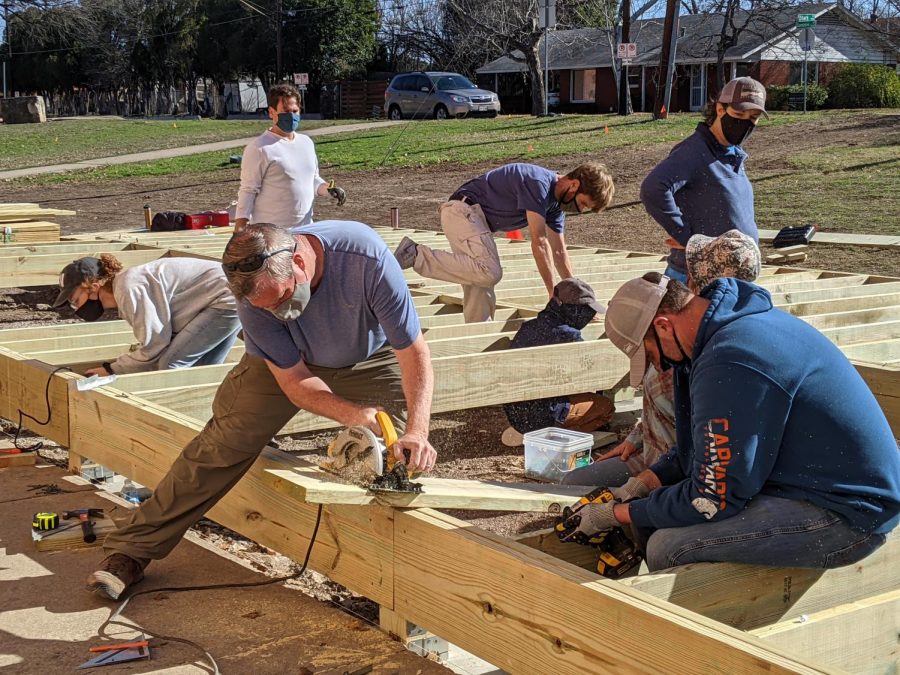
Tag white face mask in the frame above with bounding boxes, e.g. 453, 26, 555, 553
268, 279, 311, 321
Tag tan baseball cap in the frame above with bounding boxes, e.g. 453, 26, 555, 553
604, 275, 670, 387
719, 77, 769, 118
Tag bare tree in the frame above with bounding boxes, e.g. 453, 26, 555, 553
445, 0, 547, 114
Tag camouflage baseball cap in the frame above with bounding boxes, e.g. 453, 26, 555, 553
719, 77, 769, 118
686, 230, 761, 293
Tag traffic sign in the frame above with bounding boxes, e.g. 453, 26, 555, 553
538, 0, 556, 29
799, 27, 815, 51
797, 13, 816, 28
293, 72, 309, 86
617, 42, 638, 60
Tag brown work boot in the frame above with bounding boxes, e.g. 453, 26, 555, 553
85, 553, 144, 600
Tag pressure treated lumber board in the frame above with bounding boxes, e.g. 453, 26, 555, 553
619, 531, 900, 631
392, 508, 833, 674
67, 385, 395, 606
0, 347, 78, 445
0, 221, 60, 244
751, 589, 900, 674
32, 515, 117, 552
265, 466, 586, 511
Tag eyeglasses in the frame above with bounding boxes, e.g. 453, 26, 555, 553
223, 243, 296, 274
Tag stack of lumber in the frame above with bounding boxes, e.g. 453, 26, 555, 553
765, 244, 808, 264
0, 203, 75, 243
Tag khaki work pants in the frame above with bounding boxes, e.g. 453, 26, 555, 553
413, 200, 503, 323
563, 393, 615, 434
103, 351, 406, 568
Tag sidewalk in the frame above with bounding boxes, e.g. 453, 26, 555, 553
0, 120, 402, 181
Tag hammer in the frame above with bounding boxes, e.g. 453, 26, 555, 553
62, 508, 103, 543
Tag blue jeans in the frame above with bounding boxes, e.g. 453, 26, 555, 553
561, 457, 634, 488
158, 307, 241, 370
663, 265, 688, 284
637, 494, 887, 571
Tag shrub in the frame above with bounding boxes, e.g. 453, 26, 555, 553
827, 63, 900, 108
766, 84, 828, 110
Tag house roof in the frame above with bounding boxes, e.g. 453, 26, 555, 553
477, 3, 893, 74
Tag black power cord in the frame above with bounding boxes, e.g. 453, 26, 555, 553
97, 503, 324, 674
13, 366, 73, 453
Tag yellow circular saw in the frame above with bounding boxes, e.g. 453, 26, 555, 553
322, 411, 423, 494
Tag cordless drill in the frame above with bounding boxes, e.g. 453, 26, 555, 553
554, 487, 642, 579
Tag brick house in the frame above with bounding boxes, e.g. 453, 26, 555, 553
476, 3, 899, 114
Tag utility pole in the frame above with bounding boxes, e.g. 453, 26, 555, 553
275, 0, 283, 82
2, 0, 11, 97
653, 0, 678, 119
618, 0, 631, 115
540, 0, 555, 116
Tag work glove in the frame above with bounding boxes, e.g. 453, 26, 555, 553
610, 476, 650, 503
327, 180, 346, 206
555, 498, 619, 546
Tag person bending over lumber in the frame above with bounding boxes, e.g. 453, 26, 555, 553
557, 271, 900, 571
392, 161, 615, 323
86, 221, 436, 600
501, 278, 614, 446
53, 254, 240, 375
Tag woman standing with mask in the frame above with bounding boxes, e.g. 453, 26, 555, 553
234, 83, 345, 232
53, 255, 240, 376
640, 77, 767, 283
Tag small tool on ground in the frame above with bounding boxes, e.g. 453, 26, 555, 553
63, 508, 104, 543
321, 411, 423, 494
78, 637, 150, 669
554, 487, 642, 578
32, 511, 59, 531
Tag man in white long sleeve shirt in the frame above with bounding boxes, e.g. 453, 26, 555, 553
234, 83, 345, 230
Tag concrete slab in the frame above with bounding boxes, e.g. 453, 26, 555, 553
0, 463, 448, 674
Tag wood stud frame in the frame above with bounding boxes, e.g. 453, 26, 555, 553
1, 225, 898, 673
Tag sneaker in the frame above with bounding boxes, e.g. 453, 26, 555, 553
86, 553, 145, 600
393, 236, 419, 270
501, 426, 524, 447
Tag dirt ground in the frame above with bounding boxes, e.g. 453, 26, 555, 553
2, 112, 898, 276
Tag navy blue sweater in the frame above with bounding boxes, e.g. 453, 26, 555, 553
503, 301, 596, 432
640, 124, 758, 274
630, 278, 900, 535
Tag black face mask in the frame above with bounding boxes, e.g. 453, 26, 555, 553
75, 298, 104, 322
652, 325, 692, 374
720, 113, 756, 146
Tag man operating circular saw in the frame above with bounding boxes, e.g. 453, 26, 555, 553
85, 221, 436, 601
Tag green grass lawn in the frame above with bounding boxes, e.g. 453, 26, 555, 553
10, 110, 843, 183
0, 117, 348, 171
754, 138, 900, 235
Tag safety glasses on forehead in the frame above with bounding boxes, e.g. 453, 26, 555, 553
223, 243, 296, 274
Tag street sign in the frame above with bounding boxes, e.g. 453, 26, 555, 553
797, 13, 816, 28
538, 0, 556, 29
617, 42, 638, 60
799, 27, 816, 51
292, 72, 309, 86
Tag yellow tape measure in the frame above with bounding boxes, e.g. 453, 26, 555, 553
32, 512, 59, 531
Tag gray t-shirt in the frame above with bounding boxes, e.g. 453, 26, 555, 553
239, 220, 421, 369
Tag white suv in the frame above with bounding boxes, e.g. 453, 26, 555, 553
384, 71, 501, 120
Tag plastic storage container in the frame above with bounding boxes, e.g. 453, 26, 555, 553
523, 427, 594, 482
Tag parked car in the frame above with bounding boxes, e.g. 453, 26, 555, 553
384, 71, 501, 120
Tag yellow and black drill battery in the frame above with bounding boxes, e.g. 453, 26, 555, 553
32, 512, 59, 531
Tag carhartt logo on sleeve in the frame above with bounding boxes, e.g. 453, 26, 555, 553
697, 417, 731, 515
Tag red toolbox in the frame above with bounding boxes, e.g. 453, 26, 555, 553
184, 211, 230, 229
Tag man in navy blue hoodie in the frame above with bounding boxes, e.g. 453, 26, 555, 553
558, 272, 900, 571
640, 77, 766, 282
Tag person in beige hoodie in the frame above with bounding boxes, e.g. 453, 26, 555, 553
53, 254, 240, 375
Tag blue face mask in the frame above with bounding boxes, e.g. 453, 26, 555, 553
276, 112, 300, 133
